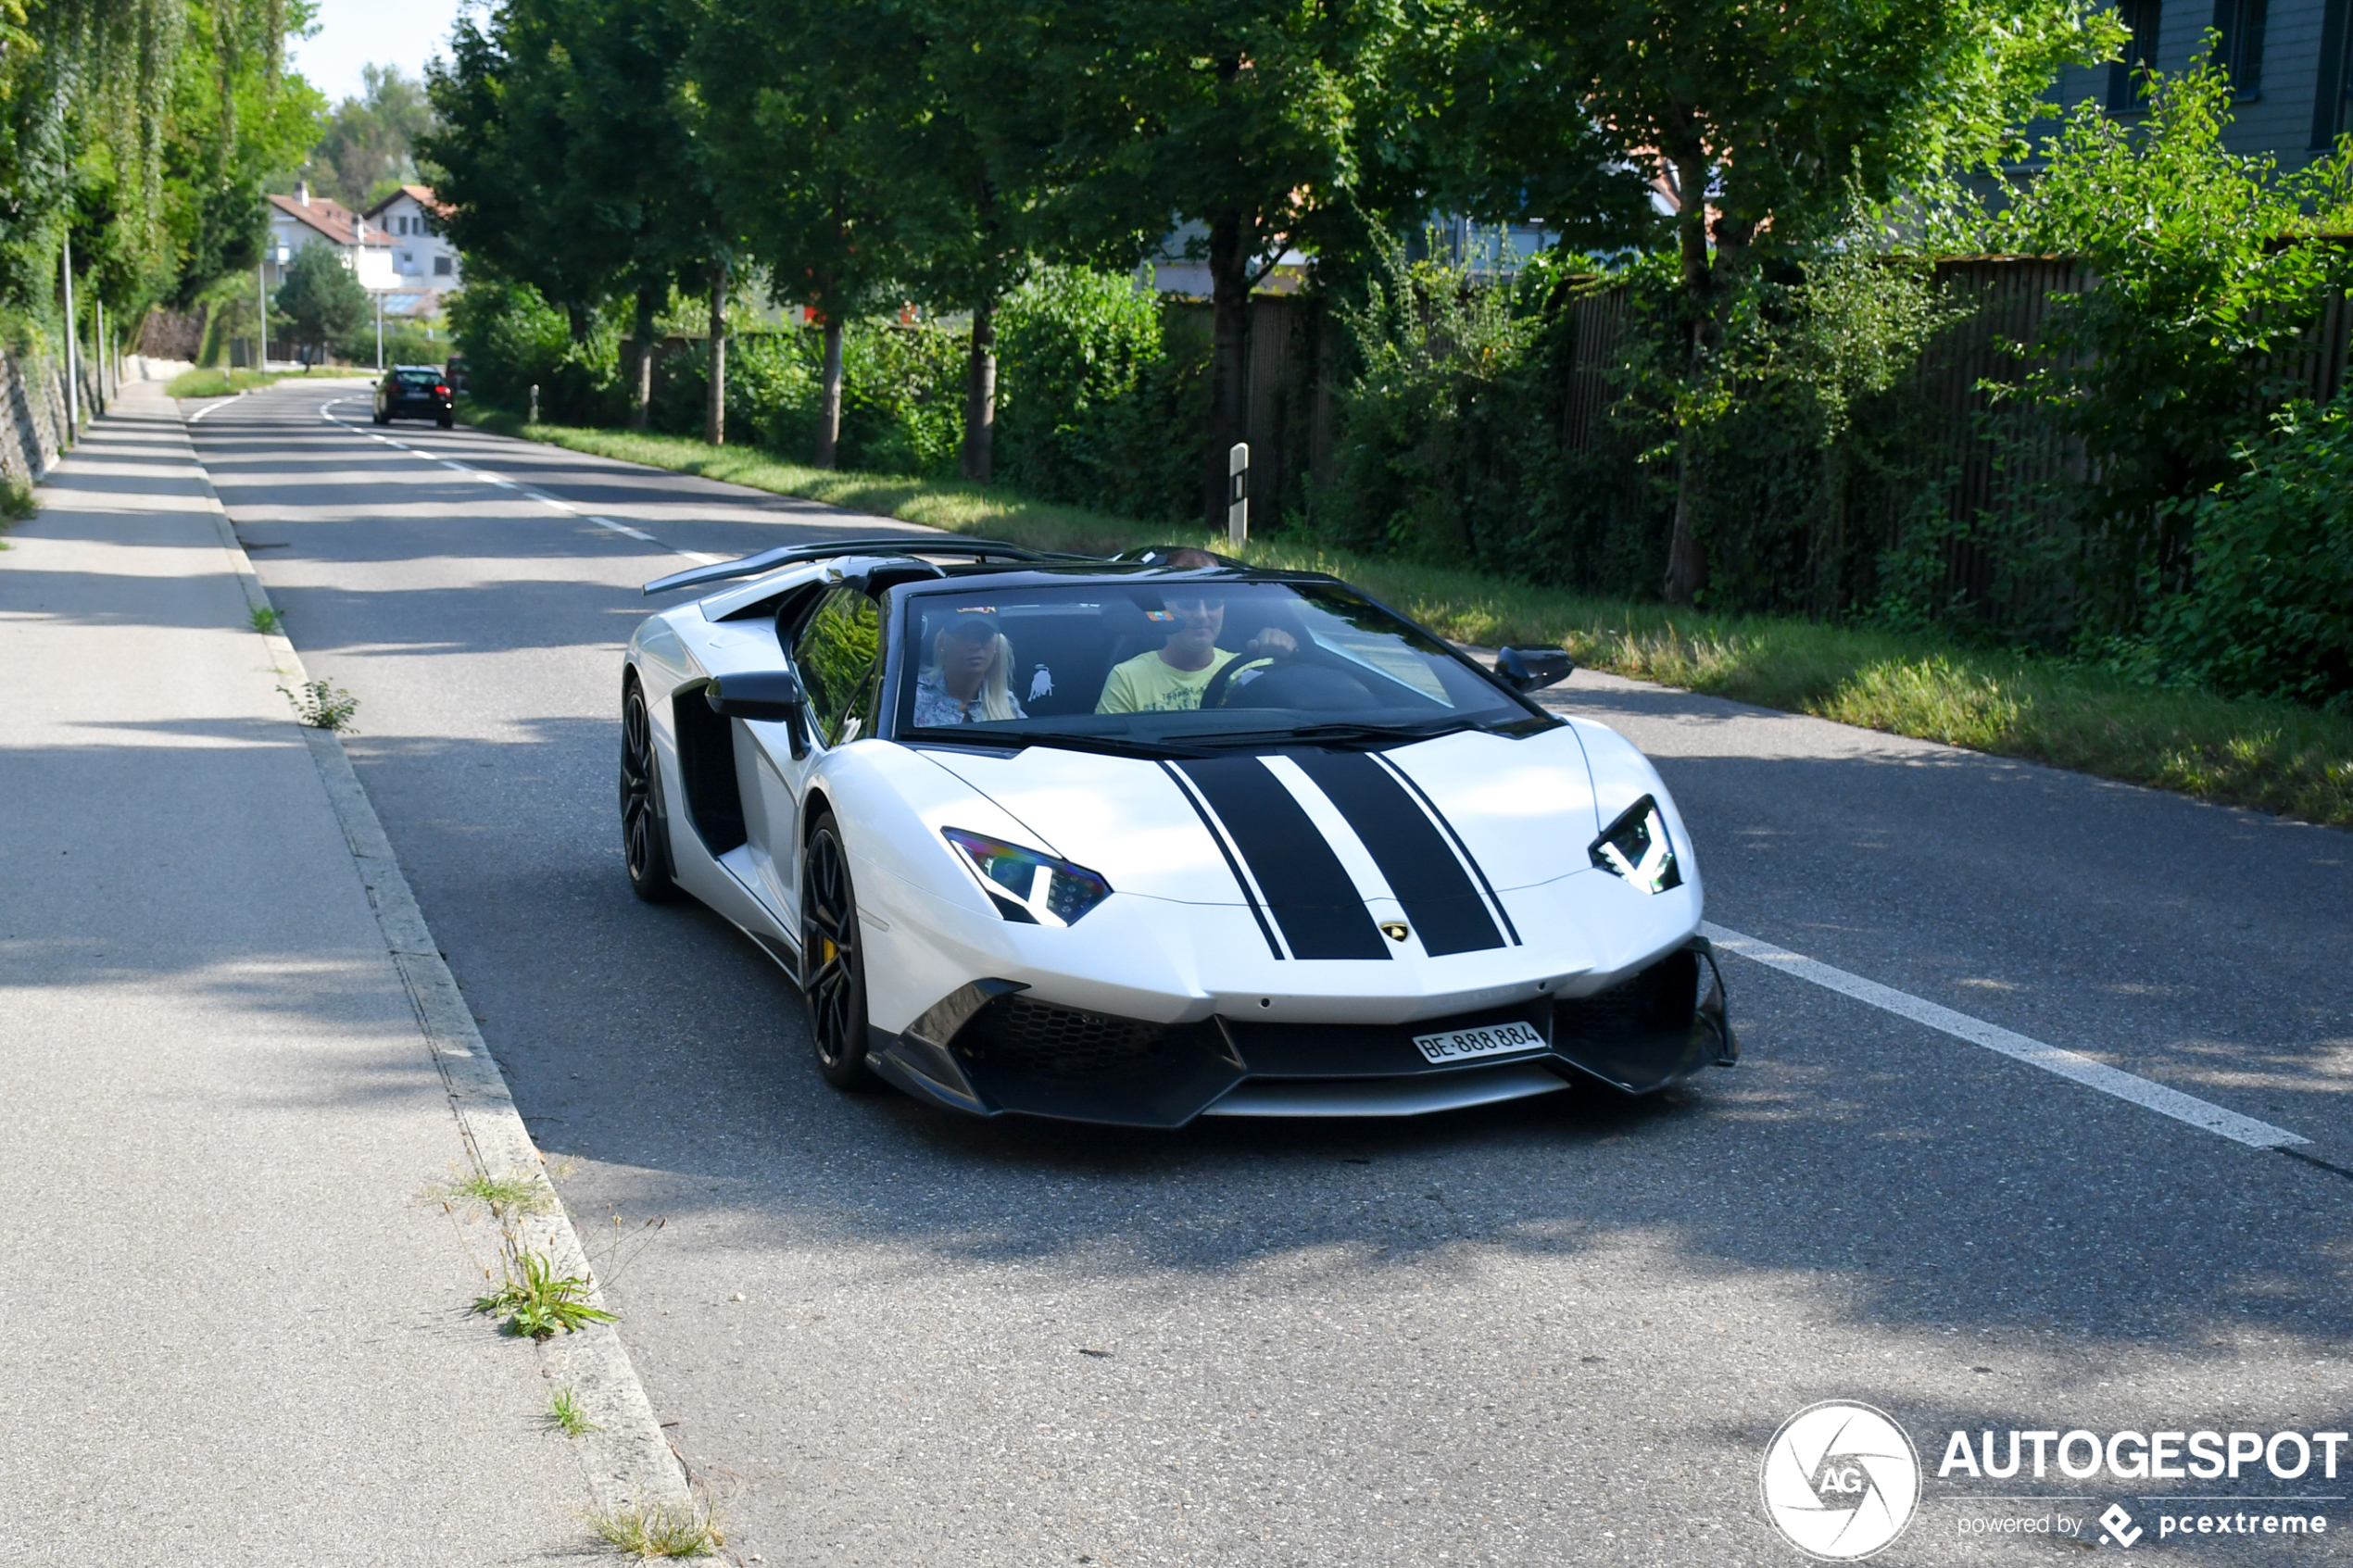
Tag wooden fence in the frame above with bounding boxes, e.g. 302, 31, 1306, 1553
1224, 256, 2353, 618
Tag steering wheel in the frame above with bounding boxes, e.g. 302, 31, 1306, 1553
1200, 653, 1277, 710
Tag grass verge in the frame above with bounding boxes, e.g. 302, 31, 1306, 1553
472, 408, 2353, 827
166, 366, 362, 398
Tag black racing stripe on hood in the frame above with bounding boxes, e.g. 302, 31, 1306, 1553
1155, 761, 1284, 960
1175, 758, 1390, 960
1370, 752, 1522, 946
1289, 749, 1505, 957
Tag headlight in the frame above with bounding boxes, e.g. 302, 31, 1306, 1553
1589, 796, 1681, 894
941, 828, 1113, 926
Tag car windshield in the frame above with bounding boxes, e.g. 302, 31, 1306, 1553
891, 579, 1536, 748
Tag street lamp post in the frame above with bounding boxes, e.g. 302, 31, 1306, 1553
61, 233, 78, 433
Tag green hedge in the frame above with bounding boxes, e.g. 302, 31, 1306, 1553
449, 266, 1209, 522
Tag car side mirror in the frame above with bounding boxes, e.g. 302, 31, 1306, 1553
705, 671, 805, 723
1495, 646, 1574, 694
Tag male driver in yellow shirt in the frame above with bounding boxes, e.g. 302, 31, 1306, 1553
1097, 571, 1296, 714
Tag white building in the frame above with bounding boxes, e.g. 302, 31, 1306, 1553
265, 180, 396, 294
365, 185, 463, 290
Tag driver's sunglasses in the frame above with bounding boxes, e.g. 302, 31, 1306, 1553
1164, 596, 1224, 616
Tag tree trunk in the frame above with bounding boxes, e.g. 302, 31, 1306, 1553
630, 283, 660, 431
1661, 151, 1732, 607
704, 260, 727, 447
1202, 206, 1252, 527
961, 295, 997, 483
815, 316, 845, 469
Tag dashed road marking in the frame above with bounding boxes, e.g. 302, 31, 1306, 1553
300, 396, 714, 563
1703, 922, 2309, 1151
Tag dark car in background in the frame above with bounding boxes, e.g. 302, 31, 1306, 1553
375, 365, 453, 429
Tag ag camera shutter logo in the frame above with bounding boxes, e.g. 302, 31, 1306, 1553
1761, 1401, 1922, 1560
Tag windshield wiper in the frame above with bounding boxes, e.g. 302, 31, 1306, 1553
1167, 717, 1490, 748
900, 726, 1205, 761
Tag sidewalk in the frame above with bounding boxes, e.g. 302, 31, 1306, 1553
0, 383, 674, 1563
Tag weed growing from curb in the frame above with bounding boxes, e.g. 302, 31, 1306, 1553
248, 606, 282, 634
548, 1386, 599, 1437
585, 1496, 724, 1558
472, 1248, 617, 1339
1, 476, 31, 525
427, 1166, 557, 1218
279, 678, 359, 732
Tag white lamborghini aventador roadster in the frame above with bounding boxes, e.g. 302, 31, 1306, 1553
620, 538, 1735, 1127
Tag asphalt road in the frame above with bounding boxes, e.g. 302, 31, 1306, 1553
192, 380, 2353, 1566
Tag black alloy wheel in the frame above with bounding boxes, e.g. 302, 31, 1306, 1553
801, 814, 878, 1090
619, 678, 679, 903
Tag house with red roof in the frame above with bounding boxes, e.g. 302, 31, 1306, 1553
266, 179, 396, 295
366, 184, 464, 292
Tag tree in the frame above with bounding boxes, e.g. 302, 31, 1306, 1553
1493, 0, 2116, 601
308, 63, 434, 209
695, 0, 923, 466
159, 0, 325, 307
999, 0, 1394, 521
863, 0, 1076, 483
422, 1, 623, 343
3, 0, 318, 327
422, 0, 733, 431
275, 240, 366, 357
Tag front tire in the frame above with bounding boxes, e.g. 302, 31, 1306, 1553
620, 677, 680, 904
801, 814, 878, 1090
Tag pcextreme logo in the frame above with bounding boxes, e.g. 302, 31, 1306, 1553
1761, 1401, 1924, 1561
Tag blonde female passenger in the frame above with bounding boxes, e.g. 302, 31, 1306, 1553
911, 608, 1026, 726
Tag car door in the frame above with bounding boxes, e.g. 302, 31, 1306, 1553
744, 585, 883, 923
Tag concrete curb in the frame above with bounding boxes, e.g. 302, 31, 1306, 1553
180, 405, 697, 1527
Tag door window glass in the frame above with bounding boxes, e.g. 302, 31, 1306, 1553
794, 588, 882, 747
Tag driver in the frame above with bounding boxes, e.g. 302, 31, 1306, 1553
1096, 553, 1296, 713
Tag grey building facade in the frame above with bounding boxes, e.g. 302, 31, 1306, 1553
2042, 2, 2347, 166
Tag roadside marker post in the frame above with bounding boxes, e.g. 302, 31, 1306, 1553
1228, 441, 1249, 548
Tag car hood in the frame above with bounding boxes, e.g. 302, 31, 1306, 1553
910, 726, 1602, 910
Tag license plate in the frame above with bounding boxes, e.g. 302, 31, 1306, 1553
1412, 1020, 1545, 1064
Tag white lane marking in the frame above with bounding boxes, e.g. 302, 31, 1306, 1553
185, 397, 234, 422
310, 403, 711, 561
1702, 922, 2309, 1151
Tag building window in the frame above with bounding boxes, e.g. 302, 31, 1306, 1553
2109, 0, 2162, 110
2212, 0, 2266, 94
2320, 0, 2353, 146
434, 255, 453, 276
